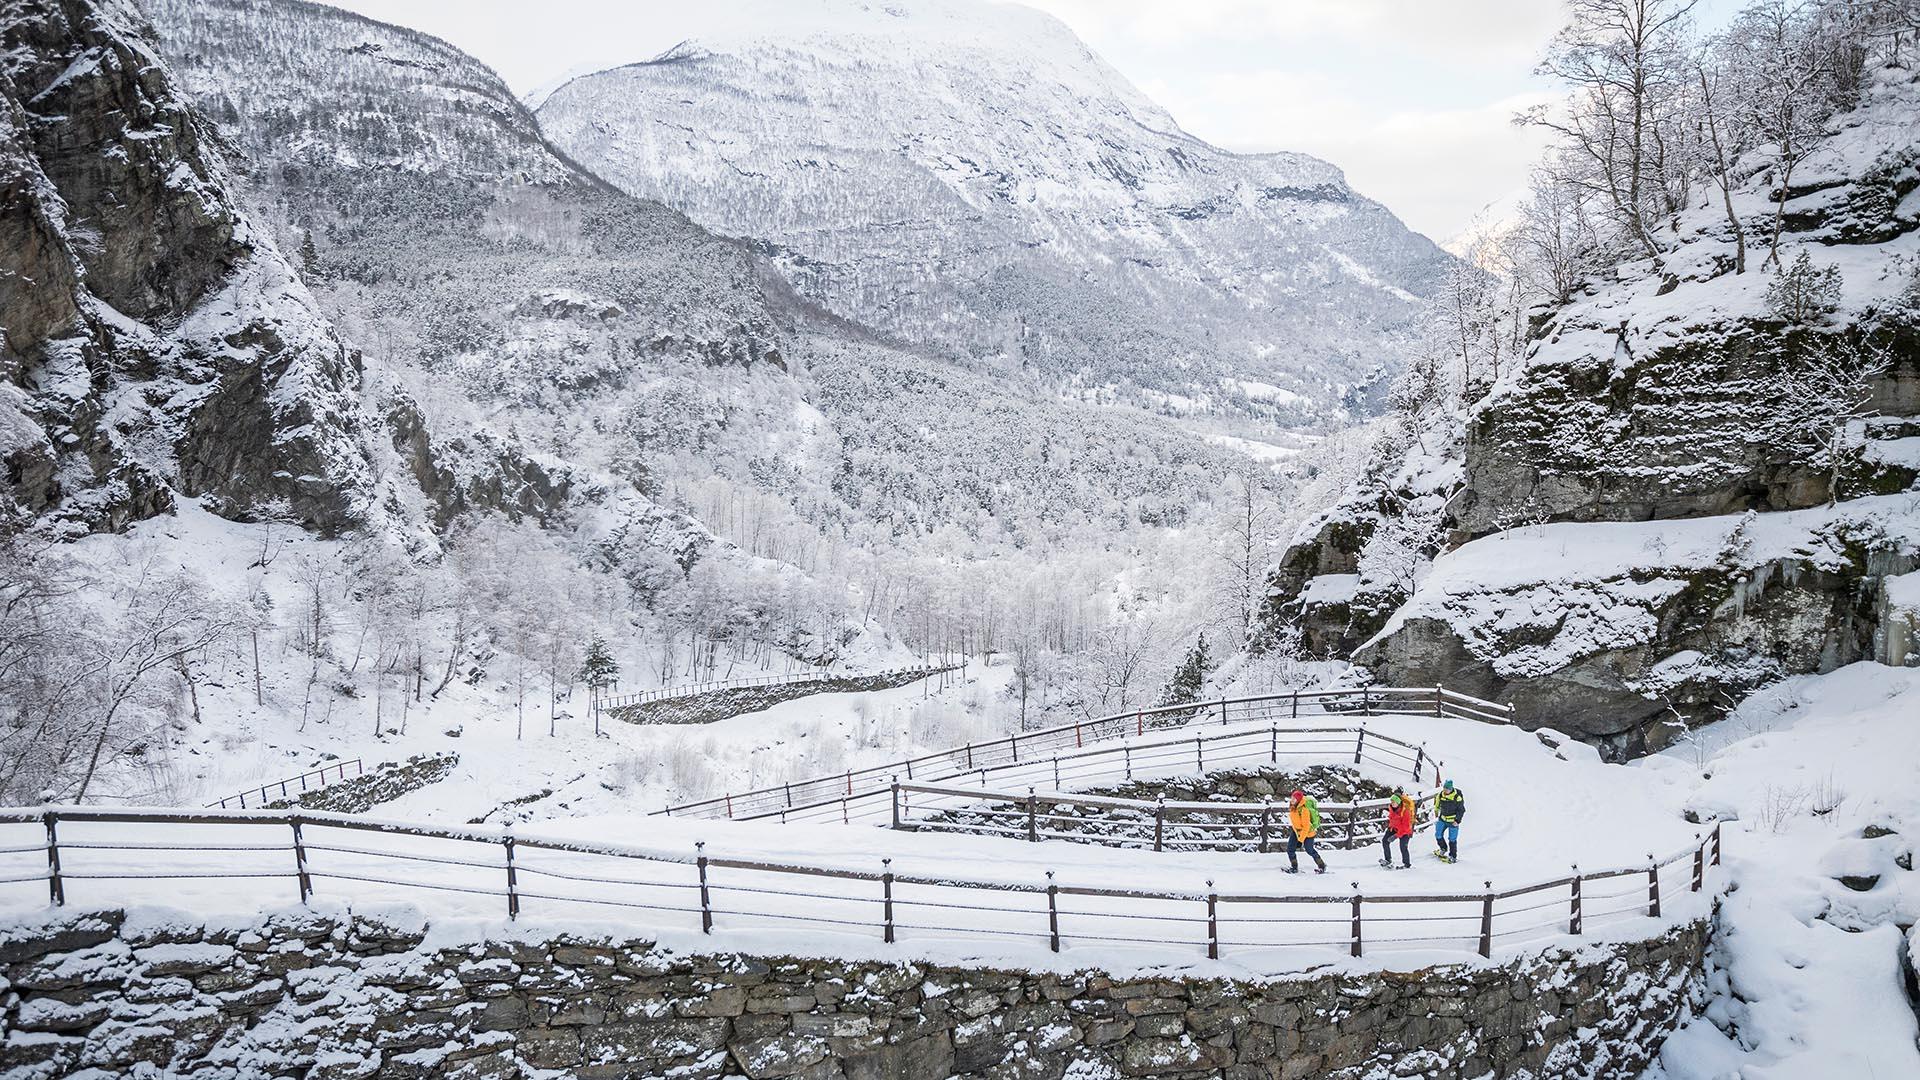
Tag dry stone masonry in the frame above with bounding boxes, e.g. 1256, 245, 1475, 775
0, 908, 1707, 1079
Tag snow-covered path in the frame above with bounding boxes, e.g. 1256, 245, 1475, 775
0, 712, 1716, 978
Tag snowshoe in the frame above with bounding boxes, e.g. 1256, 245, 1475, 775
1313, 866, 1328, 875
1282, 866, 1301, 875
1432, 850, 1455, 864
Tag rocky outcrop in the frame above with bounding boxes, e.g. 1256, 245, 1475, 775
1454, 317, 1919, 540
0, 907, 1708, 1079
0, 0, 370, 534
386, 397, 574, 530
1357, 498, 1920, 756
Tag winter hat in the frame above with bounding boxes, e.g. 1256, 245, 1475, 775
1442, 779, 1455, 791
1290, 789, 1305, 802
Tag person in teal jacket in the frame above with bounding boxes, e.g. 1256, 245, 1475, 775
1433, 780, 1464, 863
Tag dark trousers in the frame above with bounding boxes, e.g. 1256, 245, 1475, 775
1287, 834, 1324, 870
1381, 832, 1410, 867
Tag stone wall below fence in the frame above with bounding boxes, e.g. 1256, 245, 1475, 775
0, 908, 1708, 1080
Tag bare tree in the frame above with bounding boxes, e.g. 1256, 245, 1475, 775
1525, 0, 1702, 261
1772, 333, 1892, 504
1723, 0, 1844, 266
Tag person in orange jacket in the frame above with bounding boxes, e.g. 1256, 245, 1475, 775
1284, 788, 1328, 874
1379, 787, 1414, 870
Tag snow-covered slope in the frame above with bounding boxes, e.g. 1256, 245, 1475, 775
1647, 662, 1920, 1078
534, 0, 1454, 424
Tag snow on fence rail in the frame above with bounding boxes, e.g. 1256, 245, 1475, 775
664, 686, 1503, 822
205, 759, 364, 810
773, 720, 1445, 828
0, 807, 1718, 965
596, 665, 950, 712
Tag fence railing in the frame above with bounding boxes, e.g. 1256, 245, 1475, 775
0, 806, 1719, 964
767, 720, 1445, 828
205, 759, 364, 810
597, 665, 951, 712
665, 686, 1500, 822
892, 777, 1440, 852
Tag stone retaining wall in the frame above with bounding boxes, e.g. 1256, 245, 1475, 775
612, 670, 949, 726
0, 908, 1707, 1079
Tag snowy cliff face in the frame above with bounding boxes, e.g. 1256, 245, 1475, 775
1339, 68, 1920, 755
0, 0, 370, 535
533, 0, 1454, 424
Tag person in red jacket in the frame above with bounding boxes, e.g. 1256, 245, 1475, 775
1379, 788, 1415, 870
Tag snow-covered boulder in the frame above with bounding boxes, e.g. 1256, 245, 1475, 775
1358, 498, 1920, 754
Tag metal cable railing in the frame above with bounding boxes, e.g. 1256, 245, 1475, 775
661, 684, 1507, 821
206, 759, 364, 810
0, 806, 1718, 965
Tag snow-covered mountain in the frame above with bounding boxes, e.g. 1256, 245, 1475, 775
534, 0, 1455, 424
142, 0, 1268, 549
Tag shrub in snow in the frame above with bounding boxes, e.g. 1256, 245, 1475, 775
1766, 251, 1844, 324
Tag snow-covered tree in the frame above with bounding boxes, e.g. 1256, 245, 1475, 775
1766, 250, 1845, 323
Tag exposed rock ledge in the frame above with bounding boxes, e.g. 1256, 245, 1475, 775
0, 907, 1706, 1079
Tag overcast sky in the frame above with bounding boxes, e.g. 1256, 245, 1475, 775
320, 0, 1737, 242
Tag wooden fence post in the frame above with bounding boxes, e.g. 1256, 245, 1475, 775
291, 817, 313, 905
1027, 789, 1039, 843
1692, 835, 1704, 892
1052, 757, 1060, 788
1219, 699, 1228, 726
1569, 867, 1582, 935
1124, 745, 1133, 780
696, 842, 713, 934
1353, 725, 1365, 765
1350, 884, 1363, 958
882, 858, 895, 944
1270, 725, 1278, 763
965, 743, 974, 771
1153, 798, 1166, 852
1206, 881, 1219, 960
43, 811, 63, 907
1047, 872, 1060, 953
890, 781, 901, 831
1647, 857, 1661, 918
1478, 882, 1493, 958
1360, 685, 1370, 715
1433, 685, 1444, 717
1195, 736, 1205, 773
504, 832, 520, 921
1259, 800, 1272, 854
1412, 745, 1425, 783
1291, 690, 1299, 719
1712, 821, 1723, 866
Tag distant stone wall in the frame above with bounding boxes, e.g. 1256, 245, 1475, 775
612, 669, 947, 726
0, 908, 1707, 1079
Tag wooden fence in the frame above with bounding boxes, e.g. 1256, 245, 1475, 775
0, 806, 1719, 963
205, 759, 364, 810
661, 685, 1509, 821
